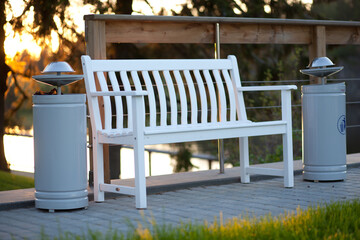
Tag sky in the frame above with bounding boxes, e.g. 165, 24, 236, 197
4, 0, 313, 60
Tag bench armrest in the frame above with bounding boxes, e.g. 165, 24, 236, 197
237, 85, 297, 92
90, 90, 148, 97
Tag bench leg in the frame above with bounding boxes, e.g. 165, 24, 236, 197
93, 141, 105, 202
239, 137, 250, 183
283, 132, 294, 188
134, 140, 147, 209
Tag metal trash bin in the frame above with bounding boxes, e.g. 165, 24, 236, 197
32, 61, 88, 212
302, 82, 346, 181
33, 94, 88, 211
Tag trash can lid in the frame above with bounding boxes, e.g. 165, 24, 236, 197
301, 82, 345, 94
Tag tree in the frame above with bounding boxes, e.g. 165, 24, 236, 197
0, 1, 11, 171
0, 0, 74, 171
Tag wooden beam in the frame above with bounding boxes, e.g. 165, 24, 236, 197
309, 26, 326, 84
326, 26, 360, 45
105, 21, 214, 43
85, 20, 111, 184
86, 20, 107, 59
220, 23, 311, 44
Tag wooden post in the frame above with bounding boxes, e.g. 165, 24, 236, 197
309, 26, 326, 84
85, 20, 111, 184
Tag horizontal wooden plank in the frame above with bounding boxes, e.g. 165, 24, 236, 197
106, 21, 214, 43
326, 26, 360, 45
221, 23, 311, 44
103, 20, 360, 45
85, 14, 360, 27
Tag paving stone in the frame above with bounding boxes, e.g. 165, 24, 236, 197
1, 166, 360, 239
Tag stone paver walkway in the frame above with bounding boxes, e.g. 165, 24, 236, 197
1, 166, 360, 240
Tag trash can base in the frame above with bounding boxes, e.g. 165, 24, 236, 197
303, 170, 346, 181
35, 189, 88, 211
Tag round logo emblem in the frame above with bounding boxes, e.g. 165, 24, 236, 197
337, 115, 346, 135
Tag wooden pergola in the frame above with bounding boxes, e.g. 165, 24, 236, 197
84, 14, 360, 182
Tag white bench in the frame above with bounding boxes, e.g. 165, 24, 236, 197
81, 55, 297, 209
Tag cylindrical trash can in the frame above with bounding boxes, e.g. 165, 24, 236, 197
302, 82, 346, 181
33, 94, 88, 211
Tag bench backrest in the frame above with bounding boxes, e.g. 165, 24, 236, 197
81, 55, 248, 132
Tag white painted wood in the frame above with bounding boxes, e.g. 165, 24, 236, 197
222, 69, 236, 122
212, 69, 227, 122
141, 71, 156, 127
194, 70, 208, 123
100, 184, 135, 195
132, 95, 147, 209
174, 70, 188, 125
163, 70, 177, 125
238, 85, 297, 91
281, 90, 294, 188
96, 72, 112, 130
90, 91, 147, 97
239, 137, 250, 183
203, 70, 218, 123
184, 70, 198, 124
228, 55, 247, 121
246, 167, 284, 176
153, 71, 167, 127
120, 71, 133, 129
108, 71, 123, 129
93, 142, 105, 202
81, 54, 297, 209
88, 58, 233, 72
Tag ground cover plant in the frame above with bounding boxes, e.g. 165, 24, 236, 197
43, 199, 360, 240
0, 170, 34, 191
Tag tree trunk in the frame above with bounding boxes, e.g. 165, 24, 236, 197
0, 0, 10, 171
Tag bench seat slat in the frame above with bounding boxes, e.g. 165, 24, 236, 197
97, 120, 287, 145
98, 120, 285, 137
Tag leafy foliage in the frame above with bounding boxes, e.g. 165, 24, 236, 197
46, 199, 360, 239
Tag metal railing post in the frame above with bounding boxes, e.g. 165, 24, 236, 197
215, 23, 225, 174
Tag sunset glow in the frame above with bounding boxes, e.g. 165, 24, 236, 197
5, 0, 313, 59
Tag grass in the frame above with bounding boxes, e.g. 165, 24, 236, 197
0, 170, 34, 191
43, 199, 360, 240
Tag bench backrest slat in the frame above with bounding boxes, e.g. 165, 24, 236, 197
222, 69, 237, 122
82, 55, 248, 133
142, 71, 157, 127
96, 72, 112, 130
119, 71, 133, 129
213, 69, 227, 122
184, 70, 198, 124
203, 69, 218, 123
163, 70, 177, 126
173, 70, 188, 125
194, 70, 208, 124
108, 71, 123, 129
